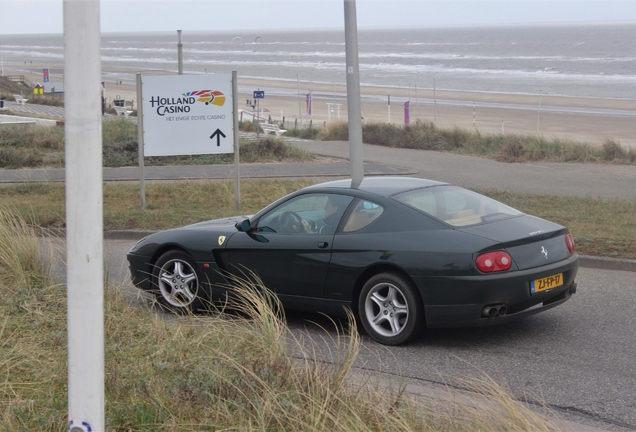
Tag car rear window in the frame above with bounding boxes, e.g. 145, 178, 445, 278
392, 186, 522, 227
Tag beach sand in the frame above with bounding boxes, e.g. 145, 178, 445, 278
6, 63, 636, 148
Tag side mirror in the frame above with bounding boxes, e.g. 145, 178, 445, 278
236, 219, 251, 232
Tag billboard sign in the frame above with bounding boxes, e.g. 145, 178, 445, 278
141, 74, 234, 156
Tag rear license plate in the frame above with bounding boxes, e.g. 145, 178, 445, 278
531, 273, 563, 294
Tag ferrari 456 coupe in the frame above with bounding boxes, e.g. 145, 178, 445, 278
127, 177, 578, 345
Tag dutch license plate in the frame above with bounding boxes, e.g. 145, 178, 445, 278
531, 273, 563, 294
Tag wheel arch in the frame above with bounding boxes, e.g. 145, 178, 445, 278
351, 264, 425, 322
150, 244, 195, 269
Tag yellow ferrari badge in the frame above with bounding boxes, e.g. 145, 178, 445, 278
218, 235, 226, 246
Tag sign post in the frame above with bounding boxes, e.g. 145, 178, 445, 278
253, 90, 264, 138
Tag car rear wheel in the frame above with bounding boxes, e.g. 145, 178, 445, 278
358, 272, 423, 345
152, 250, 204, 312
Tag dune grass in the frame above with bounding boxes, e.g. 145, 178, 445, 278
0, 119, 314, 169
315, 120, 636, 165
3, 117, 635, 169
0, 207, 557, 430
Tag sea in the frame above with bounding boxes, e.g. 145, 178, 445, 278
2, 22, 636, 101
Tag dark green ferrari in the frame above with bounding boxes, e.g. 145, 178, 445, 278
127, 177, 578, 345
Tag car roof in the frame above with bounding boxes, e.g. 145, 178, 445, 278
303, 176, 448, 197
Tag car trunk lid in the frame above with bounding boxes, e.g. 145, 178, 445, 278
458, 215, 570, 270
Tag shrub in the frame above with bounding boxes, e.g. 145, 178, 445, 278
318, 121, 349, 141
602, 139, 627, 161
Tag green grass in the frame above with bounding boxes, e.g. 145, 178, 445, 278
0, 179, 634, 259
1, 207, 557, 430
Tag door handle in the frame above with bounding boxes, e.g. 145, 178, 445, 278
317, 242, 329, 248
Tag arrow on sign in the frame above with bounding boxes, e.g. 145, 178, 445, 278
210, 128, 226, 146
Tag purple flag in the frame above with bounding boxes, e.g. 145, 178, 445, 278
404, 101, 410, 125
306, 93, 312, 116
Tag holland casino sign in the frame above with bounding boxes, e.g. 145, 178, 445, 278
150, 89, 226, 116
141, 74, 234, 156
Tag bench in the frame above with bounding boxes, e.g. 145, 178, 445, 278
114, 106, 133, 117
13, 95, 28, 105
259, 122, 287, 137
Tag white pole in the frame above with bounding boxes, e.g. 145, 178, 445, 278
297, 74, 303, 128
387, 95, 391, 124
177, 30, 183, 75
415, 83, 420, 118
64, 1, 104, 431
433, 77, 438, 126
537, 93, 542, 134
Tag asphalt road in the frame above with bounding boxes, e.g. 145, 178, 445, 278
287, 139, 636, 200
99, 238, 636, 431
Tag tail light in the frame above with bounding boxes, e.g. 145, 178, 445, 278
476, 251, 512, 273
565, 233, 575, 254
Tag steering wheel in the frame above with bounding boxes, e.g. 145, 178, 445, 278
279, 211, 305, 233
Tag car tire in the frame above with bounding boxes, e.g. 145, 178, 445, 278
151, 250, 204, 312
358, 272, 423, 345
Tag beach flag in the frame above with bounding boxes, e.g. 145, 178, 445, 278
404, 101, 410, 124
43, 68, 50, 83
306, 93, 312, 116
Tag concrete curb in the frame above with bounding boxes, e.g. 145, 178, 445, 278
578, 255, 636, 273
40, 228, 636, 273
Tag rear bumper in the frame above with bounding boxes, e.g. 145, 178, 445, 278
415, 253, 579, 328
425, 282, 575, 328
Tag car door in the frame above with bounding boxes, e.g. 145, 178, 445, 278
225, 193, 353, 299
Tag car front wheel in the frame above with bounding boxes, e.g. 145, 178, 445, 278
152, 250, 204, 312
358, 272, 423, 345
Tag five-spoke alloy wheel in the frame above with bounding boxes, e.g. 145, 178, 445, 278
152, 250, 204, 311
358, 272, 423, 345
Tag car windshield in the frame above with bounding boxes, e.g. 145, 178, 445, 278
392, 186, 522, 227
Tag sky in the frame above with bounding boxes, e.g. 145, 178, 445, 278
1, 0, 636, 34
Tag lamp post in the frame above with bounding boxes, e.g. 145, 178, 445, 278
344, 0, 364, 186
177, 30, 183, 75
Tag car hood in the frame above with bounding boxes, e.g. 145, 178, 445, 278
182, 215, 252, 231
129, 215, 254, 258
457, 214, 571, 270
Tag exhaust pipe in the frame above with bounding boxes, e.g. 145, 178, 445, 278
569, 282, 577, 294
482, 303, 507, 318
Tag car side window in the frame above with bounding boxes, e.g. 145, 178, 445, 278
255, 193, 353, 235
342, 200, 384, 232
